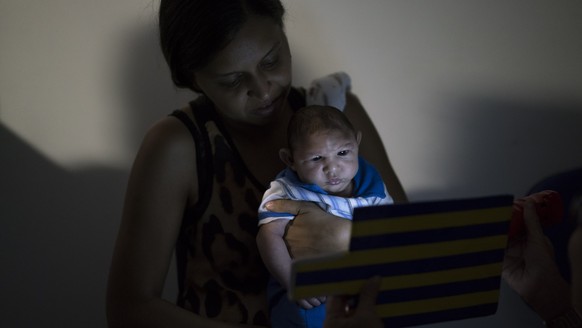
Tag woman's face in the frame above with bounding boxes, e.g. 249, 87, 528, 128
194, 15, 292, 127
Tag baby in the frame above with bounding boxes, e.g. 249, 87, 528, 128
257, 105, 393, 328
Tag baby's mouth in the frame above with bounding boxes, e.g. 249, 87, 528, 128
327, 178, 343, 185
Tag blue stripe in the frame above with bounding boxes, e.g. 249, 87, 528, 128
349, 221, 509, 251
383, 303, 499, 328
280, 181, 297, 199
295, 249, 504, 285
353, 195, 513, 221
257, 211, 294, 221
376, 277, 501, 303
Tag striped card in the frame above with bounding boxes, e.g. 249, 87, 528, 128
290, 195, 513, 328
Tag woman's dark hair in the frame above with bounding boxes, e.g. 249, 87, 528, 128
287, 105, 358, 151
159, 0, 285, 91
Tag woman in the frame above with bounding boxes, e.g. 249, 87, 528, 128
106, 0, 406, 327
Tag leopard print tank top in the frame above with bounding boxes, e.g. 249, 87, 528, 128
171, 87, 305, 326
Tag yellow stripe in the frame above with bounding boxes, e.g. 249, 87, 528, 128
294, 235, 507, 272
377, 290, 500, 317
352, 207, 511, 237
291, 262, 502, 299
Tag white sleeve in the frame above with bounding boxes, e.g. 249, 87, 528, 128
258, 180, 295, 226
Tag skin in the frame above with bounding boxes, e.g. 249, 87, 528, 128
502, 199, 579, 321
107, 13, 406, 328
568, 197, 582, 314
194, 15, 295, 186
281, 129, 362, 197
324, 276, 383, 328
570, 225, 582, 314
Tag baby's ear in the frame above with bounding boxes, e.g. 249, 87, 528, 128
279, 148, 294, 167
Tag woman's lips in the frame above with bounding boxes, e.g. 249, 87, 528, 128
255, 94, 282, 115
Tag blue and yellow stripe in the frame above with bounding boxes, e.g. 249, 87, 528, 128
290, 195, 513, 328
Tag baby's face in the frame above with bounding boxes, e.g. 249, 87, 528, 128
290, 129, 359, 197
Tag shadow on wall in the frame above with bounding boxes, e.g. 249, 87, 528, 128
0, 21, 191, 328
411, 95, 582, 201
0, 123, 127, 328
395, 95, 582, 328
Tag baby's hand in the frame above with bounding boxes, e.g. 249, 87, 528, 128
297, 296, 327, 309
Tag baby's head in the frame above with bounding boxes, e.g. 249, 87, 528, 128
280, 105, 361, 197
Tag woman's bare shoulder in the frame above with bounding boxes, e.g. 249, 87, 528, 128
138, 110, 196, 162
129, 110, 198, 194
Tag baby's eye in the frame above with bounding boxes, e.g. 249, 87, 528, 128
338, 150, 350, 156
311, 156, 322, 162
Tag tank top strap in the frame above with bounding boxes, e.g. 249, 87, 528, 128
169, 97, 217, 299
168, 97, 214, 224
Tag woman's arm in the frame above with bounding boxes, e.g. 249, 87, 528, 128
343, 92, 407, 203
106, 117, 248, 328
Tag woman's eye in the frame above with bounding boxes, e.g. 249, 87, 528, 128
261, 56, 279, 70
220, 75, 243, 89
226, 78, 242, 88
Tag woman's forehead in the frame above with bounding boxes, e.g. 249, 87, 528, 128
201, 16, 286, 75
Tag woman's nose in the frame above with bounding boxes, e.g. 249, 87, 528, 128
247, 74, 271, 100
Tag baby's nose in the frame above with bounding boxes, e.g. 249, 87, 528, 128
324, 163, 338, 175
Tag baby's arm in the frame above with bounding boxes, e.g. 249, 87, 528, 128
257, 219, 326, 309
257, 220, 293, 290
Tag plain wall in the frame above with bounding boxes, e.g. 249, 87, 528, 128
1, 1, 582, 327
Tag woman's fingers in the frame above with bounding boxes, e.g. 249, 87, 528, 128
265, 199, 314, 214
326, 294, 349, 314
523, 199, 544, 238
358, 276, 382, 308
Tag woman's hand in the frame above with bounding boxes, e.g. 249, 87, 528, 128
265, 200, 351, 259
324, 276, 383, 328
570, 226, 582, 314
502, 199, 572, 321
568, 197, 582, 314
